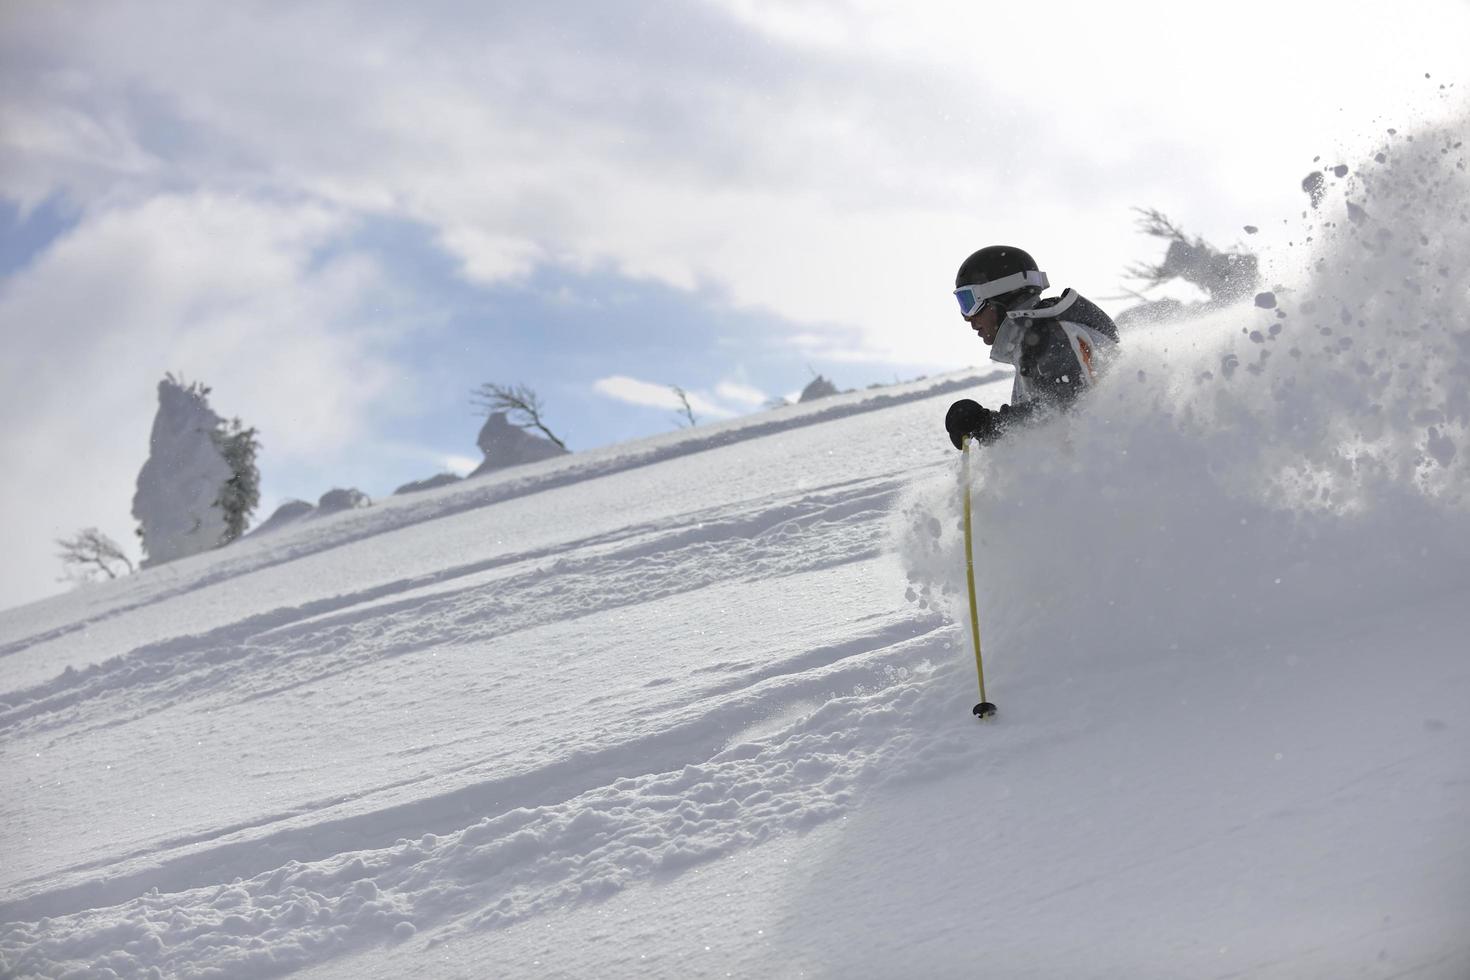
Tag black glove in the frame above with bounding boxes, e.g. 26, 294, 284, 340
945, 398, 997, 450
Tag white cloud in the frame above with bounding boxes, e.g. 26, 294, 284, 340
436, 226, 543, 286
0, 71, 162, 211
593, 376, 677, 409
9, 2, 1470, 372
593, 376, 736, 420
715, 381, 768, 407
443, 455, 478, 477
0, 192, 411, 608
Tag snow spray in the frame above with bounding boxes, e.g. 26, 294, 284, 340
899, 105, 1470, 699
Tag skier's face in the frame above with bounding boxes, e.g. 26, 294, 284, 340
965, 302, 1003, 345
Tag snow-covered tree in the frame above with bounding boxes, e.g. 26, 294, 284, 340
213, 418, 261, 545
132, 375, 257, 567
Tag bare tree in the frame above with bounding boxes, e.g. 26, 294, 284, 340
1125, 207, 1259, 303
670, 385, 697, 428
57, 528, 135, 582
471, 382, 568, 450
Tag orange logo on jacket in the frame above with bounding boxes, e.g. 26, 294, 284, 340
1076, 336, 1096, 381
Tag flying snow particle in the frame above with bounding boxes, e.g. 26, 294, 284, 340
1302, 171, 1326, 208
1426, 427, 1457, 466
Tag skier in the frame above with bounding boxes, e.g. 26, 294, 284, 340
944, 245, 1118, 449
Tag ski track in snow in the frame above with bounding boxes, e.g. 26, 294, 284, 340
1, 619, 954, 956
0, 475, 898, 744
0, 372, 1000, 671
0, 425, 973, 977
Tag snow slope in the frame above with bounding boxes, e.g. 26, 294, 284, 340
4, 121, 1470, 978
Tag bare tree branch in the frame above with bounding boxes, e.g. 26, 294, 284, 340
1125, 208, 1194, 289
1124, 207, 1260, 302
670, 385, 697, 428
56, 528, 135, 582
471, 382, 568, 450
1096, 285, 1156, 303
1132, 206, 1191, 243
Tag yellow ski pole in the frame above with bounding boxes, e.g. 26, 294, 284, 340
962, 436, 997, 720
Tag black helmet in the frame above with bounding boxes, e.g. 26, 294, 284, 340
953, 245, 1048, 317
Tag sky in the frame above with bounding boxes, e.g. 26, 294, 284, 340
2, 0, 1468, 611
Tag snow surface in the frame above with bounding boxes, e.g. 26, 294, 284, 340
4, 123, 1470, 978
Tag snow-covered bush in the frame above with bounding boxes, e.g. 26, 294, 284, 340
798, 374, 838, 402
394, 473, 462, 496
471, 383, 568, 449
472, 412, 569, 475
318, 488, 372, 513
252, 498, 316, 535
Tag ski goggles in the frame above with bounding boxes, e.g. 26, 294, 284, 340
953, 270, 1049, 317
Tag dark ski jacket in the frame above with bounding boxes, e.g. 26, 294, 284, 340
947, 290, 1118, 448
